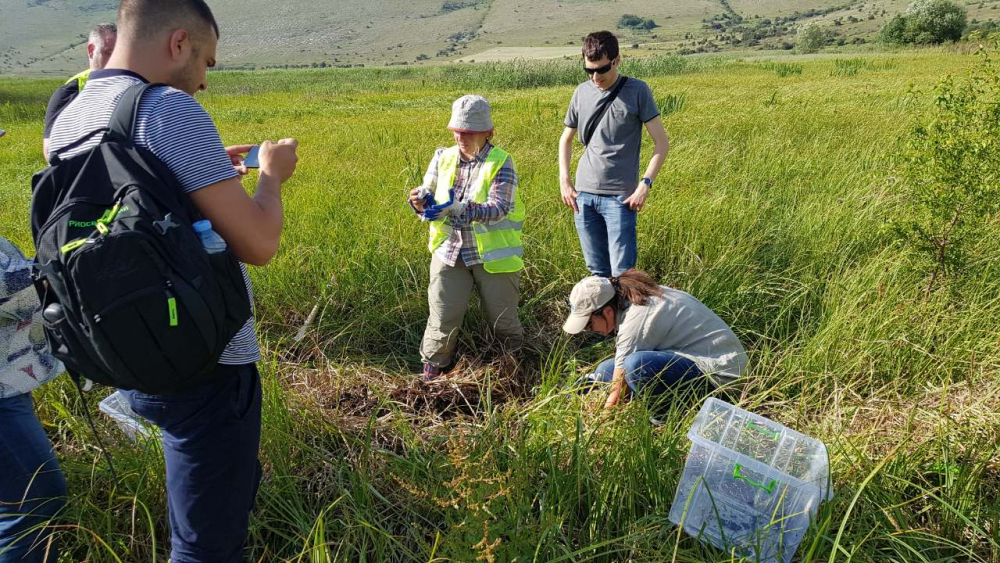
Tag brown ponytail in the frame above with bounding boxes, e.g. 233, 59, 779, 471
610, 269, 663, 307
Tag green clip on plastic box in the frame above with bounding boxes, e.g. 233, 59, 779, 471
669, 398, 833, 563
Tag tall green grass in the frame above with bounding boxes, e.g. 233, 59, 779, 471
759, 62, 804, 77
0, 49, 997, 561
186, 54, 713, 98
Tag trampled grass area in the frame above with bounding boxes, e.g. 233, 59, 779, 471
0, 50, 998, 561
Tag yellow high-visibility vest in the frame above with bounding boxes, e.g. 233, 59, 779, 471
428, 146, 525, 273
66, 69, 91, 91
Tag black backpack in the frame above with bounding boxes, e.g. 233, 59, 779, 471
30, 83, 252, 394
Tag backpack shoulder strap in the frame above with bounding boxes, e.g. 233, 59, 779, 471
106, 83, 163, 144
49, 82, 167, 164
103, 82, 204, 220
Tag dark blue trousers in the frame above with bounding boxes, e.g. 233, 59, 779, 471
122, 364, 262, 563
0, 393, 66, 563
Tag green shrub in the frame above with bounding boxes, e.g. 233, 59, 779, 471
797, 23, 828, 53
962, 19, 1000, 40
619, 14, 658, 30
879, 0, 967, 44
893, 46, 1000, 296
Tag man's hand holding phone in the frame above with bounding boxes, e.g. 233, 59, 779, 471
225, 144, 255, 175
259, 139, 298, 184
242, 145, 261, 170
225, 141, 297, 184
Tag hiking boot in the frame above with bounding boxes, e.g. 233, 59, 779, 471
421, 363, 442, 382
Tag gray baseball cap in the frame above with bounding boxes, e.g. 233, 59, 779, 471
563, 276, 616, 334
448, 94, 494, 133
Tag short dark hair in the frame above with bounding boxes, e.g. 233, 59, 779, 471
90, 23, 117, 40
583, 31, 619, 62
117, 0, 220, 42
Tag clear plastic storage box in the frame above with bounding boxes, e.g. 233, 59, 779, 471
98, 391, 156, 442
669, 398, 833, 563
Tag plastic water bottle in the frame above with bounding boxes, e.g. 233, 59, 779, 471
192, 220, 227, 254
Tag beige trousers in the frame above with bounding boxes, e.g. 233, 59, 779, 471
420, 254, 523, 367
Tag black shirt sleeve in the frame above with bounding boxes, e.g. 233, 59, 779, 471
43, 83, 79, 138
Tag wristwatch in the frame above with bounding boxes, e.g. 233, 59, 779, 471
642, 177, 652, 189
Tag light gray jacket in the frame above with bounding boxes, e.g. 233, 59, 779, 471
614, 286, 748, 388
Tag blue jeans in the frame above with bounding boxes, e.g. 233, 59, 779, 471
574, 191, 638, 277
580, 351, 709, 411
0, 393, 66, 563
121, 364, 262, 563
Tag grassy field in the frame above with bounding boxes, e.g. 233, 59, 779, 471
1, 48, 999, 561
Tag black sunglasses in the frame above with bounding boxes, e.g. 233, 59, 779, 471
584, 61, 614, 75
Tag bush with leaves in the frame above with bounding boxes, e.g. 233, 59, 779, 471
796, 23, 828, 53
880, 0, 967, 44
893, 46, 1000, 297
619, 14, 658, 30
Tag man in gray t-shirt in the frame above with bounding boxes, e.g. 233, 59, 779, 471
559, 31, 670, 277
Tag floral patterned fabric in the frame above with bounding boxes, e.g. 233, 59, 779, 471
0, 237, 62, 398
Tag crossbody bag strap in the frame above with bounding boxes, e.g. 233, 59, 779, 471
581, 76, 628, 147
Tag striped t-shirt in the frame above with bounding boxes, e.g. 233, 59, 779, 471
48, 69, 260, 365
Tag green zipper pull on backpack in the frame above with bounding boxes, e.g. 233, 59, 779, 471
167, 297, 178, 327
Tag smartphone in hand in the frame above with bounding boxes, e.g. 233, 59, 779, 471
243, 145, 261, 169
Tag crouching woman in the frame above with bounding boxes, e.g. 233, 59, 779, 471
562, 269, 747, 409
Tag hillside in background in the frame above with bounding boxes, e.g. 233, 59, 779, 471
1, 0, 997, 73
1, 49, 998, 561
0, 0, 942, 75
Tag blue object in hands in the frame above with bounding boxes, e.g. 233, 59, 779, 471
423, 189, 455, 221
410, 192, 437, 217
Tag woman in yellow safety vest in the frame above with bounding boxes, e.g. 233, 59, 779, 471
408, 95, 526, 380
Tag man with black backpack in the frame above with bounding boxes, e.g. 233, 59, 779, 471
558, 31, 670, 278
38, 1, 298, 561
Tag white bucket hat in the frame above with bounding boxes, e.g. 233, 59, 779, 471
448, 94, 494, 133
563, 276, 616, 334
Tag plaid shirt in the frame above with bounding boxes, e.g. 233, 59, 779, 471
417, 143, 519, 267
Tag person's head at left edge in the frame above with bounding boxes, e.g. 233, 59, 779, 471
87, 23, 118, 71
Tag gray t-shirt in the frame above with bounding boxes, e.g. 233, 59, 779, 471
564, 76, 659, 196
614, 286, 748, 388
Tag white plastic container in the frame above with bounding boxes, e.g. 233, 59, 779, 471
669, 398, 833, 563
98, 391, 156, 442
